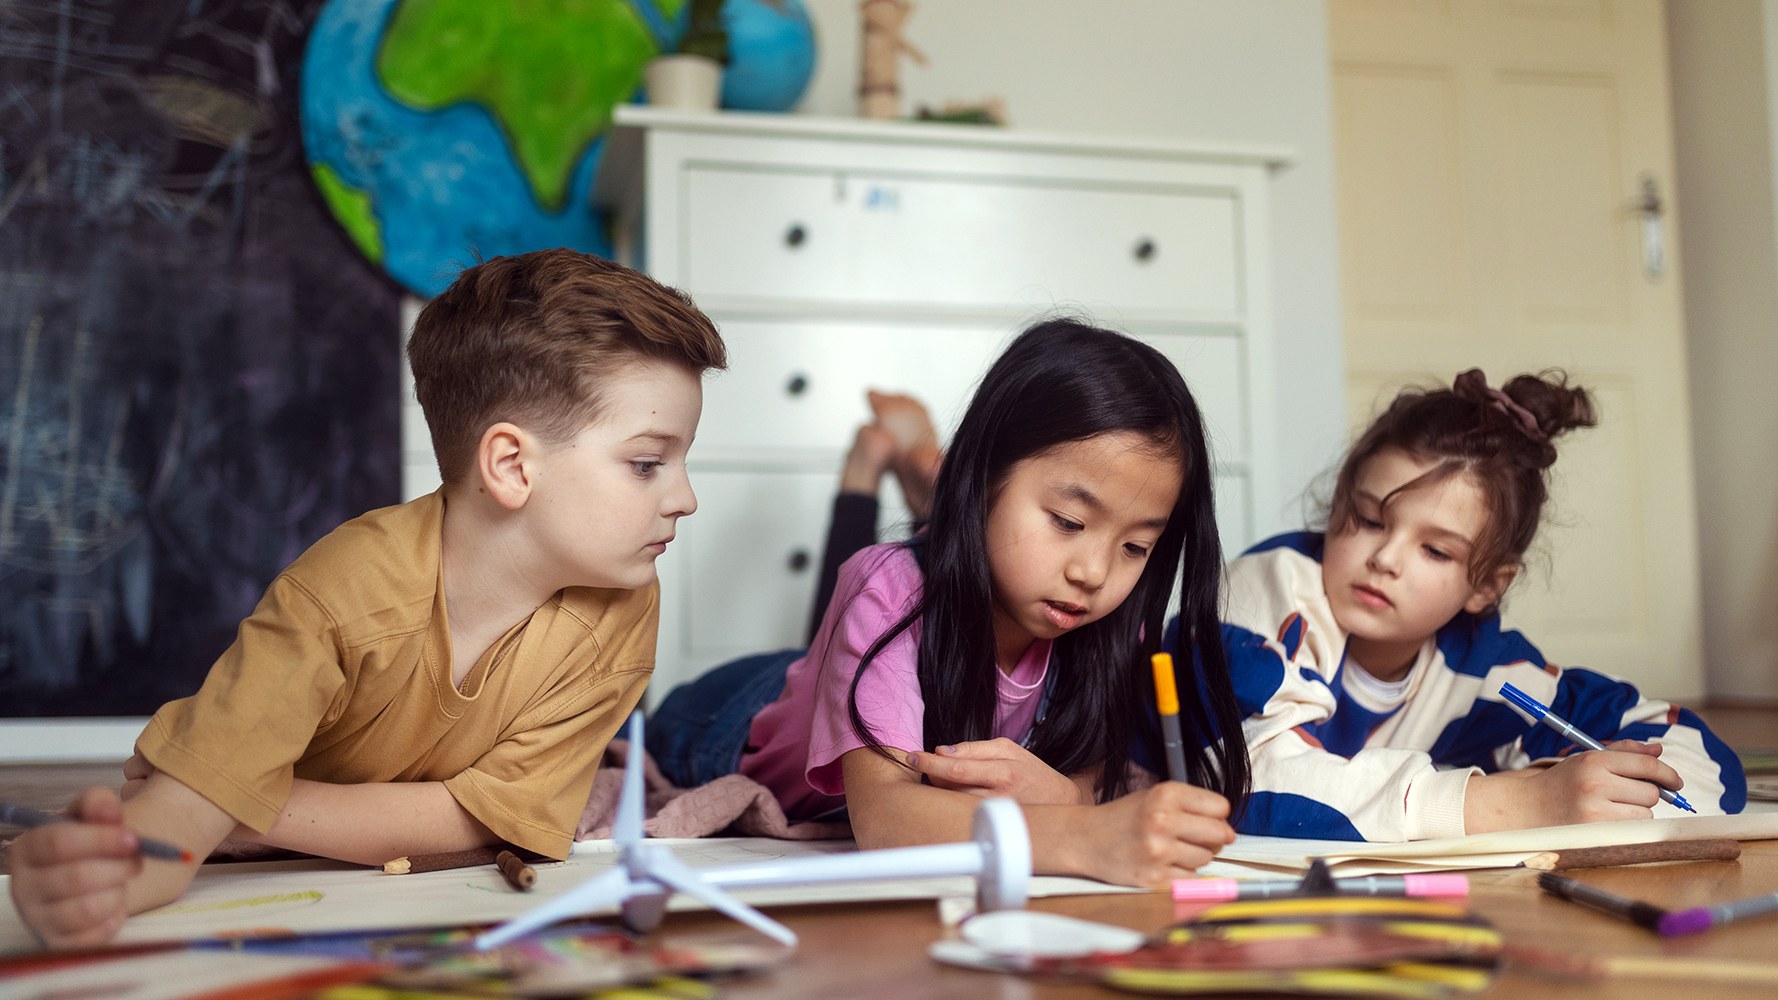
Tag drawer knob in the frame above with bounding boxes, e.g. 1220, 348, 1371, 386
784, 223, 808, 248
785, 373, 809, 396
787, 549, 812, 573
1134, 238, 1157, 263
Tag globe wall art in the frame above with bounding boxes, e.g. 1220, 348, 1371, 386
301, 0, 816, 297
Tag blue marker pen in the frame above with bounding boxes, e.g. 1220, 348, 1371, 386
1499, 682, 1696, 814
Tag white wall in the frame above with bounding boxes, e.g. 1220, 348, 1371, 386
799, 0, 1347, 535
2, 4, 1346, 760
1668, 1, 1778, 703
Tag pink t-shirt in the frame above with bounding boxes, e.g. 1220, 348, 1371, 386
739, 543, 1052, 822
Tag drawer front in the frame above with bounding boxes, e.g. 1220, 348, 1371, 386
1142, 333, 1247, 462
684, 167, 1241, 315
697, 319, 1009, 454
670, 470, 846, 664
697, 322, 1247, 462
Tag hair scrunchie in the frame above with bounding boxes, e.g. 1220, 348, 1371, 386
1452, 368, 1547, 443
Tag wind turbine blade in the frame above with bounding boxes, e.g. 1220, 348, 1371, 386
616, 711, 645, 846
473, 867, 635, 950
648, 851, 798, 946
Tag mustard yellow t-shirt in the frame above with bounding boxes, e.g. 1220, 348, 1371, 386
136, 491, 656, 859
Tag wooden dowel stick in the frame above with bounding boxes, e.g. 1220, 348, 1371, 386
1521, 838, 1743, 871
496, 849, 537, 891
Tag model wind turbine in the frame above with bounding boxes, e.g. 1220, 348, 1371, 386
476, 712, 794, 949
476, 712, 1032, 950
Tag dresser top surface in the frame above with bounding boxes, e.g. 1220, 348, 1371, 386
610, 106, 1295, 168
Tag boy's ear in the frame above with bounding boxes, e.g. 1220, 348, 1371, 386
476, 422, 536, 510
1464, 562, 1519, 615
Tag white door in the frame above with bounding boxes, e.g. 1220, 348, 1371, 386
1329, 0, 1704, 700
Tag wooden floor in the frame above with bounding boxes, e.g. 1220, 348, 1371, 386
3, 704, 1773, 877
2, 707, 1775, 997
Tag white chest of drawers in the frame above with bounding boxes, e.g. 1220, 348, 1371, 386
596, 107, 1291, 699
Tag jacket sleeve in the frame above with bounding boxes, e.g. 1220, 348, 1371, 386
1221, 623, 1476, 842
1210, 542, 1476, 842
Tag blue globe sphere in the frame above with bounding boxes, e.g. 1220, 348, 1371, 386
719, 0, 817, 112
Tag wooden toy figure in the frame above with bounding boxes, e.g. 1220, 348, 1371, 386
859, 0, 926, 119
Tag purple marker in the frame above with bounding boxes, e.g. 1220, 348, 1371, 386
1658, 890, 1778, 936
1174, 873, 1469, 901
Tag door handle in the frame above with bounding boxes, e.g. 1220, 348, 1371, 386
1634, 174, 1664, 280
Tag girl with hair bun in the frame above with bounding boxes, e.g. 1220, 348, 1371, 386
1172, 368, 1744, 841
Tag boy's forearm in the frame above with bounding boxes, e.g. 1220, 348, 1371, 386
121, 773, 238, 914
236, 779, 497, 865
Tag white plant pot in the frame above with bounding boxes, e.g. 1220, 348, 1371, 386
646, 54, 722, 112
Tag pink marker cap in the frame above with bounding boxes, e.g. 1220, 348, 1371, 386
1172, 878, 1241, 901
1170, 873, 1470, 901
1401, 874, 1470, 897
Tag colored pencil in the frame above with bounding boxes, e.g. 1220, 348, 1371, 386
0, 800, 193, 863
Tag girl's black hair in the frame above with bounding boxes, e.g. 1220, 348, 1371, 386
843, 318, 1251, 808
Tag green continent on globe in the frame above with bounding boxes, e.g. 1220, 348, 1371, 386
311, 162, 385, 264
376, 0, 679, 212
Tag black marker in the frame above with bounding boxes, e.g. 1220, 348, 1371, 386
1537, 871, 1667, 931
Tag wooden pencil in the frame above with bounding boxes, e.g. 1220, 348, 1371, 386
381, 846, 503, 875
381, 845, 541, 891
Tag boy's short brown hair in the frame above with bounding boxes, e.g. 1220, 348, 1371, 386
408, 248, 726, 485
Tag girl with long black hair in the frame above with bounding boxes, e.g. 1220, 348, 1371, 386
652, 318, 1249, 885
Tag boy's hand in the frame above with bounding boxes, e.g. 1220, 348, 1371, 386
8, 788, 143, 950
1466, 741, 1682, 832
907, 739, 1087, 805
1070, 782, 1235, 887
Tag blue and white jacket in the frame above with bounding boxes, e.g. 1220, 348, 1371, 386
1180, 532, 1745, 842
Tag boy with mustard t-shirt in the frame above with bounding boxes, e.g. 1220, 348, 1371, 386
8, 248, 727, 949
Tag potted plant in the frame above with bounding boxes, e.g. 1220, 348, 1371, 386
646, 0, 727, 111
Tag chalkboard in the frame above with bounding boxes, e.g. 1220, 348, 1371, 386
0, 1, 401, 717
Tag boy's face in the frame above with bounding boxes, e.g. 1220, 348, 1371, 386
528, 362, 704, 592
1321, 447, 1505, 680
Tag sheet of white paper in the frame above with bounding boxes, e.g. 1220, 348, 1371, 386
2, 949, 359, 1000
1215, 811, 1778, 876
0, 837, 1140, 955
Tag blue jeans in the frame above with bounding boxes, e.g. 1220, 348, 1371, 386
650, 649, 800, 788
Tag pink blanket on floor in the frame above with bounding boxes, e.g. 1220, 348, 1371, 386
575, 739, 850, 842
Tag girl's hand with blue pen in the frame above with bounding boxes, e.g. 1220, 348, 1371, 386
908, 739, 1089, 806
1464, 739, 1683, 833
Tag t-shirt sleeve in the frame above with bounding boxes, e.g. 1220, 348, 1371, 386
136, 574, 348, 833
442, 588, 658, 859
804, 553, 924, 795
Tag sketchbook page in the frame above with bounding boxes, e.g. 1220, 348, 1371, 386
0, 948, 363, 1000
1216, 811, 1778, 875
0, 838, 1139, 955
